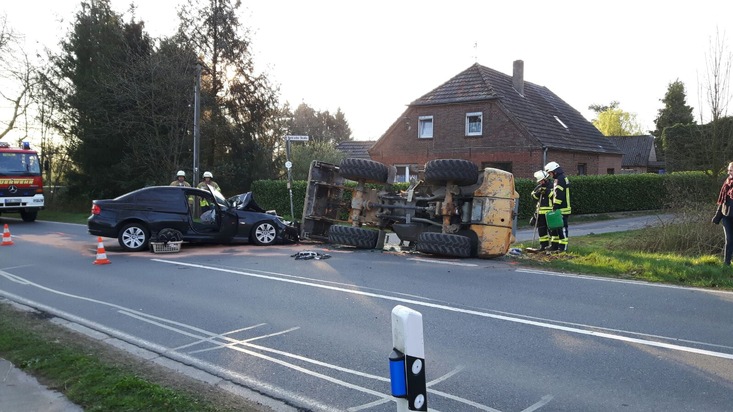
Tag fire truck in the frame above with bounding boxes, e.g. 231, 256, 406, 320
0, 141, 44, 222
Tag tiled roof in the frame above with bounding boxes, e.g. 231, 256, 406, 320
336, 140, 376, 159
411, 63, 622, 155
607, 135, 656, 167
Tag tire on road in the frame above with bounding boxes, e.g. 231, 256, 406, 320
20, 210, 38, 222
251, 221, 278, 246
328, 225, 379, 249
416, 232, 472, 258
424, 159, 479, 186
118, 222, 150, 252
339, 158, 389, 184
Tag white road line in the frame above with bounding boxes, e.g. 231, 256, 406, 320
188, 327, 300, 354
521, 394, 554, 412
154, 259, 733, 360
119, 305, 495, 410
173, 323, 267, 350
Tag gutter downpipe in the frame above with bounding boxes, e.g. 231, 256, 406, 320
542, 146, 548, 169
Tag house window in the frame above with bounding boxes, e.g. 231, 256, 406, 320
465, 112, 483, 136
481, 161, 512, 173
577, 163, 587, 175
418, 116, 433, 139
394, 165, 418, 183
607, 168, 615, 175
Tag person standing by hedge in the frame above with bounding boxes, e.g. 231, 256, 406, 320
531, 170, 554, 251
713, 162, 733, 266
544, 161, 571, 252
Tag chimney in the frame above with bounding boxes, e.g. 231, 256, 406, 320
513, 60, 524, 96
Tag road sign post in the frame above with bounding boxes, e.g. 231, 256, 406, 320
284, 135, 309, 221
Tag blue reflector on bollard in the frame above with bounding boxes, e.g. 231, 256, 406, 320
389, 349, 407, 397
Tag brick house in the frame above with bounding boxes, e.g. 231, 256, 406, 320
368, 61, 622, 182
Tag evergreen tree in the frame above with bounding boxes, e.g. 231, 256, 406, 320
653, 80, 695, 137
49, 0, 153, 198
289, 103, 352, 144
177, 0, 281, 192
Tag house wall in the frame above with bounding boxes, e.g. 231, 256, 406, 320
369, 101, 623, 179
544, 151, 622, 175
369, 102, 547, 179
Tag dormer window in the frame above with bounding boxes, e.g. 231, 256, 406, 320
418, 116, 433, 139
466, 112, 483, 136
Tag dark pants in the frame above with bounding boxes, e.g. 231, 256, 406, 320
723, 216, 733, 265
549, 215, 569, 251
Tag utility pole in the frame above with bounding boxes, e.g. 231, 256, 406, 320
193, 63, 201, 187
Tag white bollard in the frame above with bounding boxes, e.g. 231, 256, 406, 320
390, 305, 427, 411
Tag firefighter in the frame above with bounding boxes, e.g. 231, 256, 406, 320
544, 161, 571, 252
197, 171, 221, 213
197, 171, 220, 192
531, 170, 553, 251
170, 170, 191, 187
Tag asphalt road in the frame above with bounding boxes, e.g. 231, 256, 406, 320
1, 215, 731, 411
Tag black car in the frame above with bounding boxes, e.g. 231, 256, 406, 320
88, 186, 298, 251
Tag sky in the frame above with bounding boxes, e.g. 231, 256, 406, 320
3, 0, 733, 141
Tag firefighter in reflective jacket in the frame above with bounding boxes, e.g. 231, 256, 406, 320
544, 161, 571, 252
197, 171, 221, 212
531, 170, 554, 251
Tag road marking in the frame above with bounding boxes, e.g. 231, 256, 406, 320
117, 304, 498, 410
153, 259, 733, 360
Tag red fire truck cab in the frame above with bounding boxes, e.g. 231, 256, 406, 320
0, 141, 44, 222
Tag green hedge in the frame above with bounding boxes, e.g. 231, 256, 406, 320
252, 172, 721, 221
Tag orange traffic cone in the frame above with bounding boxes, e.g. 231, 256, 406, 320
93, 237, 111, 265
1, 224, 13, 246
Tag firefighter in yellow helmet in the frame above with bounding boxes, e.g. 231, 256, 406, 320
170, 170, 191, 187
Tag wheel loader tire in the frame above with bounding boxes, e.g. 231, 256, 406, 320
328, 225, 379, 249
424, 159, 479, 186
416, 232, 472, 258
339, 158, 389, 183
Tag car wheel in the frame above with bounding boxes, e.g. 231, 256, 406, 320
338, 158, 389, 183
328, 225, 379, 249
252, 221, 278, 246
20, 210, 37, 222
118, 222, 150, 252
416, 232, 472, 258
424, 159, 479, 186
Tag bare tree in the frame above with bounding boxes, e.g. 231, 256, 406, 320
0, 15, 36, 141
696, 28, 733, 176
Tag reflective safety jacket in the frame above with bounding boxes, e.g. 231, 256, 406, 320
531, 179, 554, 215
549, 172, 571, 215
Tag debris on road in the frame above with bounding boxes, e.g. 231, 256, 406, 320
291, 251, 331, 260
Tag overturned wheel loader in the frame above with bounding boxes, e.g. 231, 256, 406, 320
300, 158, 519, 259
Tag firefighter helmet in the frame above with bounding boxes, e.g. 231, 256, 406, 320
203, 171, 213, 178
534, 170, 548, 182
544, 161, 560, 173
176, 170, 186, 177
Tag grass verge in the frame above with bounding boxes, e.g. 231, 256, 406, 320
0, 302, 268, 411
514, 229, 733, 290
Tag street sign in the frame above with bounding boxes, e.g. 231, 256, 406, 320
285, 135, 309, 141
285, 161, 292, 169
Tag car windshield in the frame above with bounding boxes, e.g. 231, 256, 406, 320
0, 152, 41, 175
